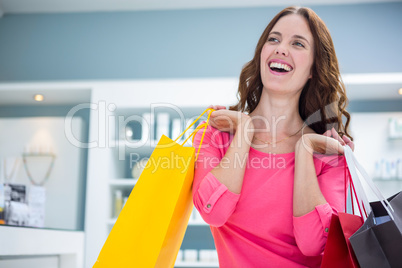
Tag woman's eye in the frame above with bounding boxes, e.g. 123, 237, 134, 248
293, 41, 305, 48
268, 37, 279, 42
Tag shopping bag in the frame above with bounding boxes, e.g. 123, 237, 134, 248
321, 158, 363, 268
343, 146, 402, 268
349, 191, 402, 268
321, 213, 362, 268
93, 108, 213, 268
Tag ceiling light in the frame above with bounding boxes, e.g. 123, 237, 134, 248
399, 88, 402, 95
34, 94, 44, 102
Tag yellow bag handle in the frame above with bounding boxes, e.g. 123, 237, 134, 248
174, 108, 214, 161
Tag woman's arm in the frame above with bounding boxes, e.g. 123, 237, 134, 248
192, 109, 254, 226
293, 132, 345, 216
293, 145, 327, 217
209, 110, 254, 194
293, 132, 348, 256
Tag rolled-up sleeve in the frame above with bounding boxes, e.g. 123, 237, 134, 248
293, 155, 346, 256
192, 124, 240, 227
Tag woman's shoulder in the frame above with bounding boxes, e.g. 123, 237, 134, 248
302, 125, 316, 135
301, 126, 346, 170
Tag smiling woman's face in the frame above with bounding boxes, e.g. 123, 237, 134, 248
260, 14, 314, 96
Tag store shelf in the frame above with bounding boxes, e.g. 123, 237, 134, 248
106, 218, 118, 225
188, 220, 208, 226
373, 178, 402, 182
388, 137, 402, 141
107, 218, 208, 226
117, 138, 192, 155
109, 178, 138, 186
175, 262, 219, 267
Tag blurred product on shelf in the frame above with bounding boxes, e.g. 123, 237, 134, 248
141, 113, 154, 142
0, 184, 4, 224
374, 158, 402, 180
27, 186, 46, 228
114, 190, 123, 218
176, 250, 183, 263
124, 126, 134, 140
172, 118, 183, 141
175, 249, 219, 265
156, 113, 170, 141
183, 249, 198, 262
389, 118, 402, 139
3, 183, 28, 226
131, 158, 148, 179
199, 249, 219, 263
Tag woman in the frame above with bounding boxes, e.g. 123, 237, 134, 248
192, 6, 354, 268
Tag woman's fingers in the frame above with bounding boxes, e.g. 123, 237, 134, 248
209, 110, 234, 132
323, 129, 331, 137
331, 128, 346, 146
209, 109, 245, 133
323, 128, 354, 152
342, 135, 355, 151
326, 128, 356, 154
208, 105, 226, 110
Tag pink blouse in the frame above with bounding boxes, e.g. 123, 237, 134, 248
192, 124, 346, 268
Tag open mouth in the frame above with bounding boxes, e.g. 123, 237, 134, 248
269, 62, 293, 73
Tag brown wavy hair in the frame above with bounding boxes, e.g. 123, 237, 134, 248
229, 6, 352, 139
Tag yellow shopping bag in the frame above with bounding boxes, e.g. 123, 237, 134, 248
93, 108, 213, 268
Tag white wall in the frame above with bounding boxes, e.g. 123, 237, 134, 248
0, 225, 84, 268
0, 255, 59, 268
0, 117, 84, 230
350, 112, 402, 199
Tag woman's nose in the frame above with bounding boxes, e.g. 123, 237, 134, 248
275, 45, 288, 56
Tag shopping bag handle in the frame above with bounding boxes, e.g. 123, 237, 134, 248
174, 108, 214, 161
343, 145, 395, 221
344, 161, 356, 216
344, 155, 367, 218
345, 163, 366, 219
343, 145, 371, 220
184, 122, 208, 145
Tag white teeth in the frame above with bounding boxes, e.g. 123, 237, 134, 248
269, 62, 292, 71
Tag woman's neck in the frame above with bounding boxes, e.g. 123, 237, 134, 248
249, 89, 304, 135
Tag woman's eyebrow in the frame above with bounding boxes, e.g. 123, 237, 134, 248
293, 35, 310, 45
269, 31, 310, 46
269, 31, 281, 36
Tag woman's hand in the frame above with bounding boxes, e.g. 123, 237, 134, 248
296, 128, 354, 156
208, 105, 227, 111
207, 105, 253, 133
323, 128, 354, 151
